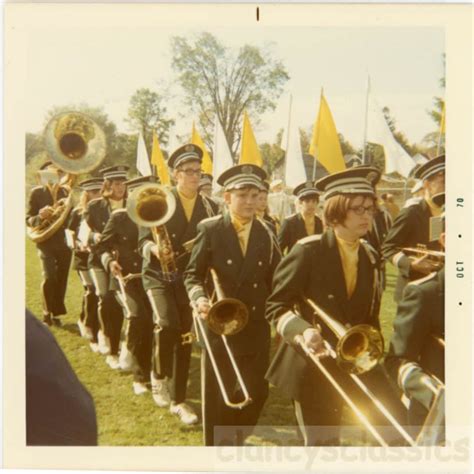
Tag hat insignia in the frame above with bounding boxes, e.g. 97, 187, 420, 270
305, 181, 312, 189
366, 171, 378, 184
242, 165, 253, 175
185, 145, 194, 153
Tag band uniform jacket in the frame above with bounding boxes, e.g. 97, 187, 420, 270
138, 187, 219, 292
385, 268, 445, 403
96, 208, 143, 291
278, 212, 323, 254
183, 213, 281, 356
382, 199, 441, 301
265, 228, 381, 401
366, 208, 393, 258
26, 185, 70, 250
66, 207, 89, 271
84, 197, 116, 270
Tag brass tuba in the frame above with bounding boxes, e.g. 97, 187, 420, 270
27, 112, 106, 243
126, 183, 177, 281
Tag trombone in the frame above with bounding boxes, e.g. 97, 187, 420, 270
127, 183, 178, 282
296, 298, 417, 447
192, 268, 253, 410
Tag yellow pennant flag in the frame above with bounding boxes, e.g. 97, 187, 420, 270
191, 122, 213, 174
439, 103, 446, 135
151, 132, 171, 185
239, 111, 262, 167
309, 94, 346, 174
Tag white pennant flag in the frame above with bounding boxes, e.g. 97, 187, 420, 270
366, 79, 416, 177
213, 117, 234, 189
136, 133, 152, 176
284, 122, 307, 188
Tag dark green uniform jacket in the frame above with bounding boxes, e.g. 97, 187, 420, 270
96, 208, 143, 290
84, 197, 115, 269
184, 213, 281, 356
382, 199, 441, 301
278, 212, 323, 254
67, 207, 89, 271
138, 187, 219, 291
385, 268, 445, 402
266, 228, 381, 401
26, 185, 70, 250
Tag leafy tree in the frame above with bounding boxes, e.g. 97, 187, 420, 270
127, 88, 175, 156
260, 130, 285, 175
170, 32, 289, 158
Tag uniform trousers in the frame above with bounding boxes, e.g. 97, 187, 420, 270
116, 279, 153, 384
146, 286, 193, 404
37, 242, 72, 317
201, 348, 269, 446
78, 270, 99, 343
90, 268, 124, 356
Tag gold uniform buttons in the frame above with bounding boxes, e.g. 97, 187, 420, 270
227, 259, 232, 265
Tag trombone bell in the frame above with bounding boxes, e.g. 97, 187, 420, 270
207, 298, 249, 336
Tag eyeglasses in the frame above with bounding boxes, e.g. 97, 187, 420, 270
179, 168, 202, 177
349, 205, 376, 216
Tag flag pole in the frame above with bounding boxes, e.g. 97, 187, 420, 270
362, 73, 370, 165
312, 88, 323, 181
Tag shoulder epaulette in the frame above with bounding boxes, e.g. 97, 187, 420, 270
408, 271, 438, 287
296, 234, 322, 246
403, 197, 423, 208
200, 214, 223, 225
112, 208, 127, 215
31, 185, 43, 191
360, 239, 378, 265
88, 197, 103, 205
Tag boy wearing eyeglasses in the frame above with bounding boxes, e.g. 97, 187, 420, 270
139, 144, 219, 424
266, 167, 408, 446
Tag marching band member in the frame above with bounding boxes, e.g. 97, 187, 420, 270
85, 165, 129, 369
96, 176, 156, 394
256, 181, 279, 236
382, 155, 445, 301
385, 192, 445, 440
139, 144, 219, 424
266, 167, 405, 446
66, 177, 103, 351
198, 173, 213, 198
184, 164, 281, 446
26, 161, 72, 327
278, 181, 323, 255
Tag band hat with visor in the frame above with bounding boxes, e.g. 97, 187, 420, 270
293, 181, 320, 200
316, 166, 381, 200
199, 173, 213, 190
413, 154, 445, 181
217, 164, 267, 191
429, 192, 445, 242
125, 175, 159, 192
168, 144, 203, 170
100, 165, 129, 181
79, 178, 104, 192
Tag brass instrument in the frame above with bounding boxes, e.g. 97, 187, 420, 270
27, 112, 106, 243
193, 268, 252, 410
126, 183, 178, 282
296, 298, 417, 447
401, 245, 445, 270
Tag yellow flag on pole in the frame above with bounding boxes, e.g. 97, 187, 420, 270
309, 94, 346, 174
151, 131, 171, 185
191, 122, 213, 174
239, 111, 262, 167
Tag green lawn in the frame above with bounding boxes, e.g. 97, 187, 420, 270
25, 238, 399, 446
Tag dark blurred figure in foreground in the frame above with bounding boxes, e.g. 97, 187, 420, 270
26, 309, 98, 446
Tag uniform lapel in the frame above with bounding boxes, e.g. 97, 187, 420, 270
237, 219, 263, 286
221, 212, 245, 272
296, 213, 306, 238
348, 245, 373, 324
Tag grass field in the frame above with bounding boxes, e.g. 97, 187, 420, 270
25, 238, 399, 446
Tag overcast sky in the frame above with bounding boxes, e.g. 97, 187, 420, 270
25, 25, 444, 151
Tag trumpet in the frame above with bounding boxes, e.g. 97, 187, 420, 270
296, 298, 416, 447
27, 112, 106, 243
193, 268, 252, 410
127, 183, 178, 282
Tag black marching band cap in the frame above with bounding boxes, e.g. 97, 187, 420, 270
125, 175, 159, 192
315, 166, 381, 200
217, 164, 267, 191
99, 165, 129, 181
39, 160, 54, 170
260, 181, 270, 192
79, 177, 103, 191
414, 154, 445, 181
199, 173, 213, 189
293, 181, 320, 200
168, 144, 203, 170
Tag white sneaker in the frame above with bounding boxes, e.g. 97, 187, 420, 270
98, 330, 111, 355
170, 402, 198, 425
77, 319, 86, 337
133, 382, 149, 395
151, 374, 171, 408
89, 342, 100, 353
106, 355, 120, 370
119, 342, 137, 372
83, 326, 94, 341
